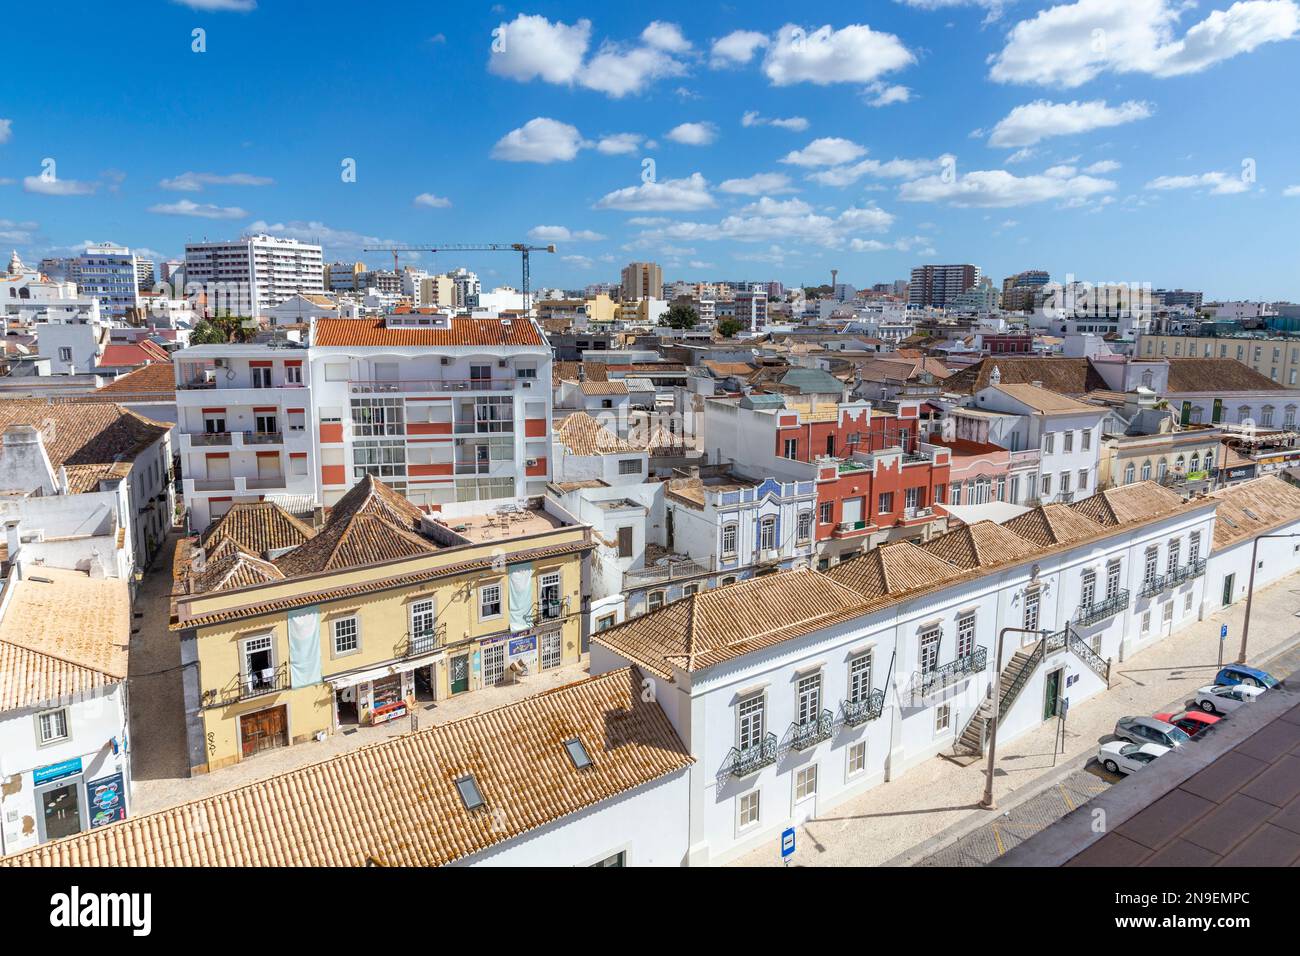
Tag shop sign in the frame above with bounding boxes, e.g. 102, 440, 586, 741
86, 772, 126, 828
509, 636, 537, 656
34, 757, 82, 785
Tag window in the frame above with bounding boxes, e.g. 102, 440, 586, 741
738, 791, 761, 829
1141, 610, 1151, 633
878, 491, 894, 514
1189, 531, 1201, 565
759, 516, 777, 550
848, 741, 867, 777
1144, 546, 1158, 585
617, 526, 633, 558
618, 458, 643, 475
1060, 472, 1071, 494
410, 598, 435, 637
251, 366, 272, 388
1023, 589, 1040, 632
1106, 560, 1122, 600
285, 364, 302, 385
455, 774, 485, 811
950, 482, 962, 505
1063, 430, 1074, 453
479, 583, 503, 620
795, 764, 818, 801
720, 523, 739, 556
935, 704, 951, 734
1044, 432, 1054, 454
1261, 406, 1274, 428
1041, 473, 1052, 496
797, 673, 822, 725
1141, 460, 1152, 481
919, 626, 941, 674
333, 616, 359, 656
783, 438, 797, 459
58, 347, 73, 363
956, 612, 976, 659
1082, 428, 1091, 451
1184, 592, 1194, 614
540, 630, 562, 669
738, 694, 765, 751
1167, 539, 1180, 575
538, 571, 562, 621
563, 737, 592, 770
1080, 569, 1096, 609
1078, 469, 1089, 491
934, 483, 946, 504
37, 708, 69, 745
797, 510, 813, 542
1162, 601, 1174, 625
647, 590, 664, 612
905, 486, 920, 512
849, 651, 873, 703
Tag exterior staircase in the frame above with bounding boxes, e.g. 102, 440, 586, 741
957, 646, 1038, 756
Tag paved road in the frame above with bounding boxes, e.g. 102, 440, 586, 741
914, 632, 1300, 866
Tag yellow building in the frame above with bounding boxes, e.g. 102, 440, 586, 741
172, 477, 591, 774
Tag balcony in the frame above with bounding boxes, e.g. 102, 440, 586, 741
400, 624, 447, 658
453, 421, 514, 435
841, 690, 886, 727
350, 378, 516, 394
913, 646, 988, 698
243, 430, 283, 446
726, 733, 777, 777
624, 554, 712, 588
789, 710, 833, 750
1170, 558, 1207, 586
191, 431, 232, 447
1075, 589, 1130, 627
529, 597, 565, 627
202, 662, 289, 708
1139, 574, 1168, 599
834, 519, 872, 537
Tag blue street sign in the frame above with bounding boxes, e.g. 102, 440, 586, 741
781, 827, 796, 858
1220, 624, 1228, 640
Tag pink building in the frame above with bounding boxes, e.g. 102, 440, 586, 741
926, 435, 1012, 509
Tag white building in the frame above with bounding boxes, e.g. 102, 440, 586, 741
184, 234, 325, 317
0, 567, 132, 855
309, 311, 553, 509
173, 342, 316, 532
735, 288, 768, 332
72, 242, 140, 320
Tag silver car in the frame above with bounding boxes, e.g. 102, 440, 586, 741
1113, 715, 1191, 750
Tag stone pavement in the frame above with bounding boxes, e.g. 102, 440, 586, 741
731, 570, 1300, 867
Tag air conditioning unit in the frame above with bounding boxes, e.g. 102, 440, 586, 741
497, 360, 507, 368
440, 357, 451, 366
214, 358, 228, 368
525, 457, 538, 467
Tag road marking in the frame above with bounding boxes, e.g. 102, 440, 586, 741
993, 825, 1006, 856
1058, 783, 1075, 812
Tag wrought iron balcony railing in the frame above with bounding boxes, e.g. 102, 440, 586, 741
726, 733, 777, 777
841, 690, 886, 727
1075, 589, 1130, 627
1170, 558, 1207, 586
915, 646, 988, 697
530, 598, 564, 626
789, 710, 833, 750
203, 662, 289, 709
1067, 630, 1111, 683
1139, 574, 1168, 599
401, 623, 447, 658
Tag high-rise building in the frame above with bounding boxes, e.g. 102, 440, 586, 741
735, 288, 768, 331
909, 264, 980, 308
620, 262, 663, 301
326, 261, 366, 291
1001, 270, 1051, 312
134, 257, 155, 292
184, 234, 325, 317
73, 242, 140, 320
1156, 289, 1204, 310
449, 268, 480, 310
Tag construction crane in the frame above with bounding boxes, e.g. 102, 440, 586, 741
362, 243, 556, 317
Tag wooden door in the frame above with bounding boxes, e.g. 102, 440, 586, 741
241, 706, 288, 758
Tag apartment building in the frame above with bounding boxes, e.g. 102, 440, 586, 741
310, 311, 552, 509
184, 234, 325, 317
908, 264, 979, 308
71, 242, 140, 320
621, 262, 663, 301
171, 477, 591, 773
735, 288, 768, 332
174, 342, 316, 532
0, 568, 131, 855
1139, 333, 1300, 387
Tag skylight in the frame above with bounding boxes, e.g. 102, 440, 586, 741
455, 774, 485, 811
563, 737, 593, 770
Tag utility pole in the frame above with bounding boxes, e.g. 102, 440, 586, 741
1237, 532, 1300, 664
982, 626, 1050, 810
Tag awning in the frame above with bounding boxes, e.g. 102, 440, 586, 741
326, 653, 443, 690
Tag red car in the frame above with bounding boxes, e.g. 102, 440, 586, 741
1154, 710, 1221, 737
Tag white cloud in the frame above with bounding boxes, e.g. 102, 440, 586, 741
413, 193, 452, 208
0, 218, 38, 244
741, 111, 810, 131
247, 220, 401, 254
987, 99, 1153, 148
1006, 148, 1037, 163
1084, 159, 1122, 173
899, 167, 1117, 206
148, 199, 248, 219
780, 137, 867, 167
0, 119, 11, 144
641, 21, 692, 53
595, 133, 644, 155
1284, 184, 1300, 196
865, 83, 912, 106
22, 176, 97, 196
989, 0, 1300, 88
1145, 171, 1251, 194
562, 254, 595, 268
594, 172, 716, 212
719, 172, 797, 195
491, 117, 586, 163
666, 122, 718, 146
636, 197, 895, 247
762, 23, 915, 86
171, 0, 256, 9
579, 43, 688, 97
808, 155, 950, 186
160, 171, 274, 191
710, 30, 769, 67
487, 14, 591, 85
527, 225, 607, 242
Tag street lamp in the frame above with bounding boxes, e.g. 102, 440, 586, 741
981, 625, 1050, 811
1237, 532, 1300, 665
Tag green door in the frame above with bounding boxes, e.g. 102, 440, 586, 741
450, 654, 470, 694
1043, 669, 1062, 721
1222, 574, 1235, 607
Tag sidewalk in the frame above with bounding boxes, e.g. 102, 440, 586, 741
730, 572, 1300, 867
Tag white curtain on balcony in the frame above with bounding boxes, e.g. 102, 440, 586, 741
288, 604, 322, 688
508, 562, 534, 632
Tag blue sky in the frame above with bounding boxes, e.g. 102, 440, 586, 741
3, 0, 1300, 298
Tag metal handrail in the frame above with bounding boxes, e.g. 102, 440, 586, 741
726, 733, 777, 777
203, 662, 289, 709
401, 623, 447, 658
350, 378, 516, 393
789, 710, 834, 750
1075, 589, 1130, 626
1139, 574, 1168, 598
915, 646, 988, 697
1067, 630, 1110, 683
841, 690, 885, 727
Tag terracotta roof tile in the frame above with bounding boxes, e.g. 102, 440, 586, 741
578, 380, 629, 396
990, 383, 1101, 415
313, 317, 545, 348
0, 401, 169, 493
1206, 475, 1300, 550
1166, 359, 1282, 393
192, 552, 286, 593
922, 521, 1039, 571
943, 357, 1107, 396
200, 501, 316, 557
1003, 503, 1105, 546
826, 541, 963, 599
554, 412, 637, 455
93, 361, 177, 398
5, 668, 691, 867
1069, 482, 1187, 527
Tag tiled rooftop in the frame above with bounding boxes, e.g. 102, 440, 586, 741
1206, 475, 1300, 550
313, 317, 545, 348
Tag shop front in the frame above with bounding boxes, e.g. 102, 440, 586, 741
329, 654, 443, 729
27, 754, 129, 846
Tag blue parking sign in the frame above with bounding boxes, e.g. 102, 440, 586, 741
1220, 624, 1228, 640
781, 827, 796, 858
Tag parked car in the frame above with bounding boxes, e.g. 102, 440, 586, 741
1098, 740, 1171, 775
1214, 664, 1280, 689
1154, 710, 1221, 737
1193, 683, 1266, 715
1114, 715, 1191, 749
